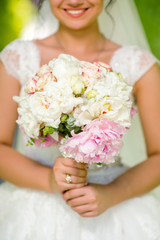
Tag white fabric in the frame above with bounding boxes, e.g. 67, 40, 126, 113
0, 169, 160, 240
0, 39, 160, 239
0, 40, 40, 84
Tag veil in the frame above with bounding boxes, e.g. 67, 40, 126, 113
20, 0, 160, 197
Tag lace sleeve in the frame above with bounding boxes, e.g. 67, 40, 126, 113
0, 39, 40, 86
110, 45, 159, 86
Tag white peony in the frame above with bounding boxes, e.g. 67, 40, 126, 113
44, 81, 84, 114
17, 112, 40, 139
73, 96, 132, 128
48, 54, 80, 81
14, 95, 40, 138
73, 106, 93, 126
29, 92, 62, 128
85, 72, 132, 101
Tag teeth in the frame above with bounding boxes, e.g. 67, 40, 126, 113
66, 9, 85, 14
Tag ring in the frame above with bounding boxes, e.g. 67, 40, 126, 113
65, 174, 72, 184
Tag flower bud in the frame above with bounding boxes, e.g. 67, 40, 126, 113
68, 75, 85, 95
86, 90, 97, 99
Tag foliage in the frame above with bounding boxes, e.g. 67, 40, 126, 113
134, 0, 160, 59
0, 0, 35, 51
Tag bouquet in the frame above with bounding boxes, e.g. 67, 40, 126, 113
13, 54, 134, 165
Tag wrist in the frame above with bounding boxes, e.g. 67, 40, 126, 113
47, 169, 60, 194
105, 180, 130, 207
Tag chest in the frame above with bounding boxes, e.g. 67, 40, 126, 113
38, 44, 115, 67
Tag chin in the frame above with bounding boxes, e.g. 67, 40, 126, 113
60, 19, 96, 31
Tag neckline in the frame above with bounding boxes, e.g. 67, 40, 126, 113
30, 39, 126, 66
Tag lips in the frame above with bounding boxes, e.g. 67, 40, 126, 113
64, 8, 89, 17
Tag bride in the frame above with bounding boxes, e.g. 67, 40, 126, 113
0, 0, 160, 239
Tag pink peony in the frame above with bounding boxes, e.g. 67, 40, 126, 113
60, 118, 126, 164
34, 134, 59, 148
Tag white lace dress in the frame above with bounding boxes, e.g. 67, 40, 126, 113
0, 39, 160, 240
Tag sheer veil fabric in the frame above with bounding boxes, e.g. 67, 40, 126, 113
20, 0, 160, 196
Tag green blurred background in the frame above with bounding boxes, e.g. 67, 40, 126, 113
0, 0, 159, 59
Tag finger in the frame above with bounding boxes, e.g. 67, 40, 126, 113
62, 166, 87, 178
62, 158, 88, 170
72, 204, 95, 214
63, 187, 85, 201
61, 183, 85, 192
67, 196, 88, 207
80, 211, 99, 218
65, 175, 87, 184
55, 172, 87, 191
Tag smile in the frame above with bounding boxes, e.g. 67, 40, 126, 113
64, 8, 89, 17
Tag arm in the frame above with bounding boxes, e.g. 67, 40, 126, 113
63, 63, 160, 217
0, 61, 53, 192
0, 62, 87, 193
111, 63, 160, 200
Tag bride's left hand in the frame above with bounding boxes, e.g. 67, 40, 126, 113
63, 183, 115, 217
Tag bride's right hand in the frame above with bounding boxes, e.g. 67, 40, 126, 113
50, 157, 88, 193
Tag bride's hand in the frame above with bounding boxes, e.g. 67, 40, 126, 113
50, 157, 88, 193
63, 183, 116, 217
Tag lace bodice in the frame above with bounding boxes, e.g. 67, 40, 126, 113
0, 39, 157, 87
110, 45, 158, 86
0, 40, 40, 85
0, 39, 158, 167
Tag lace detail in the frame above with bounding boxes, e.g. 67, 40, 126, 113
0, 40, 158, 88
0, 39, 40, 85
110, 45, 158, 86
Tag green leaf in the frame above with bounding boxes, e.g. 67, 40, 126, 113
73, 126, 82, 134
65, 115, 76, 130
96, 162, 102, 166
43, 126, 55, 136
60, 114, 69, 123
58, 123, 66, 133
27, 140, 34, 146
30, 138, 35, 143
